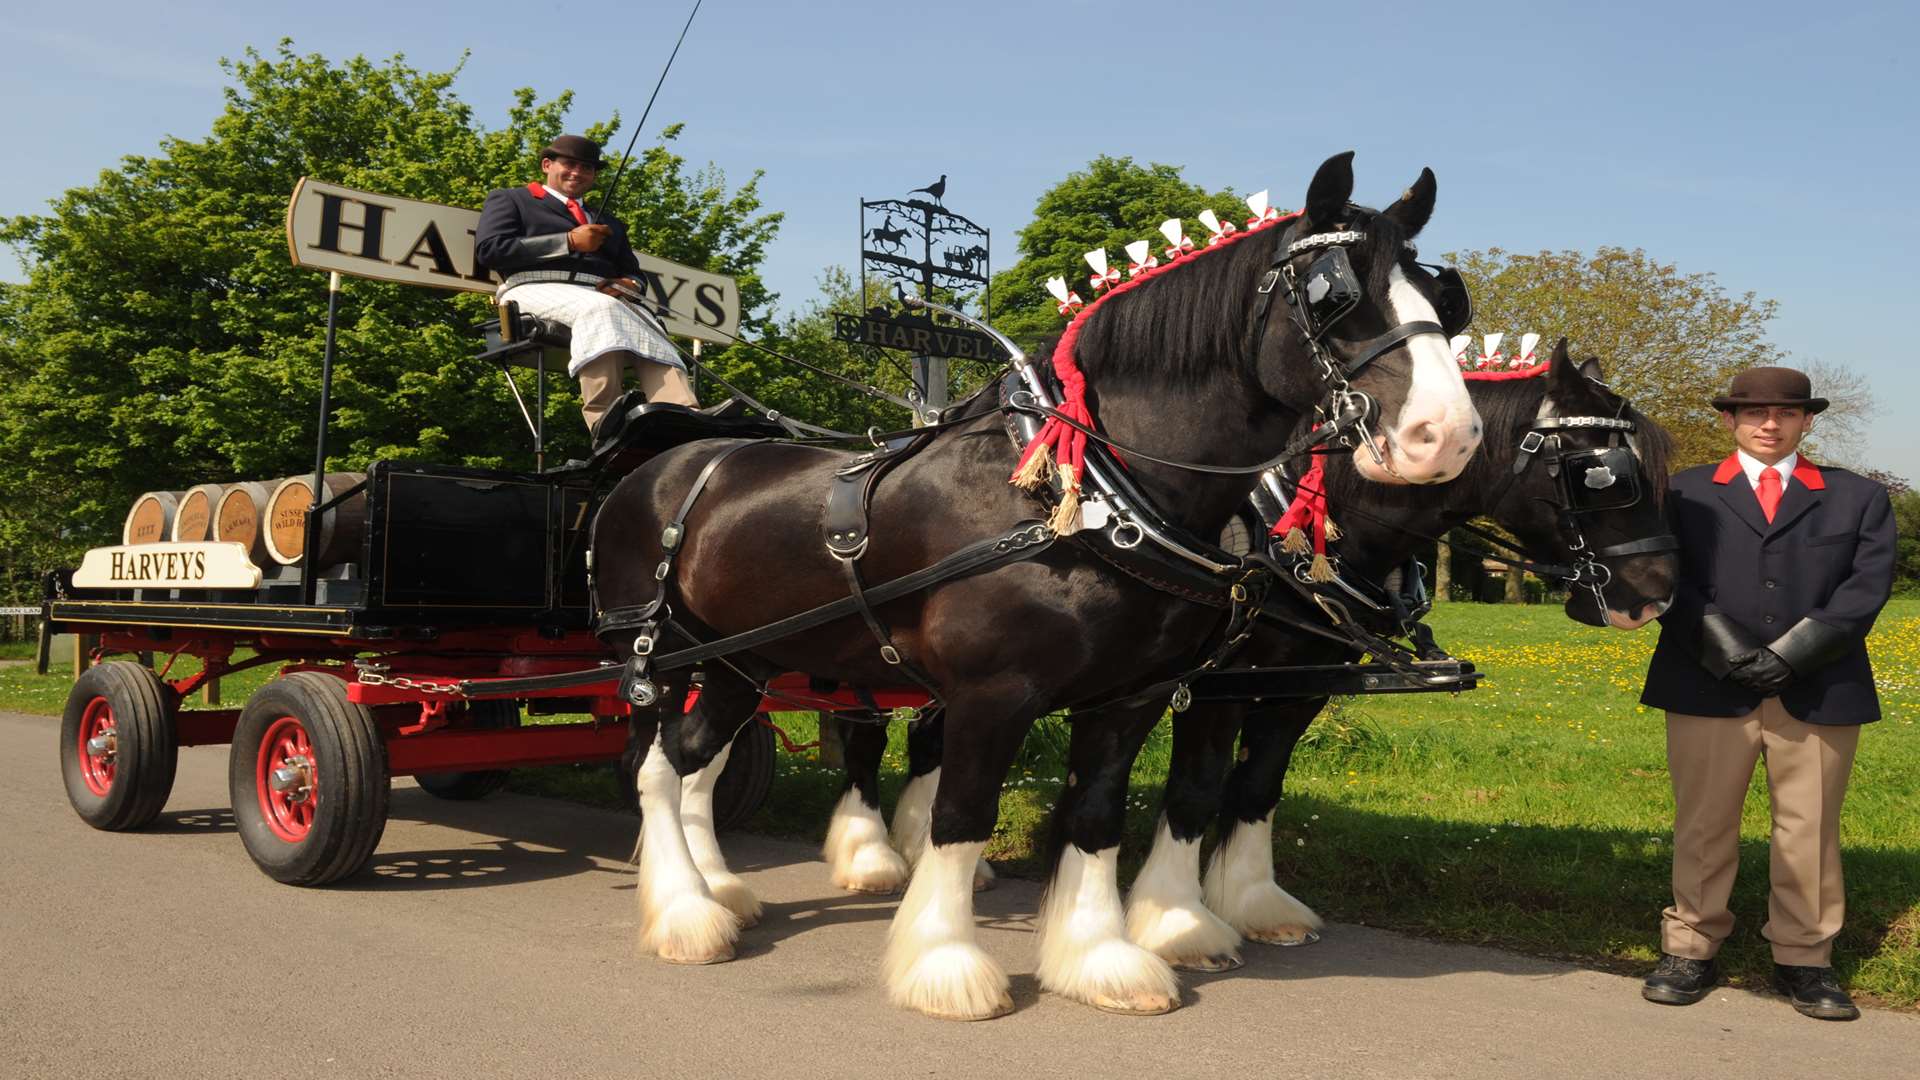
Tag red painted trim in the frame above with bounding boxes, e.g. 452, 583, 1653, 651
384, 722, 627, 775
176, 709, 241, 747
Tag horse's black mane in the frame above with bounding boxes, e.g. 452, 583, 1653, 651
1067, 207, 1413, 389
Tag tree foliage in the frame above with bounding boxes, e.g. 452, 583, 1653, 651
988, 156, 1246, 347
0, 43, 779, 598
1449, 247, 1870, 469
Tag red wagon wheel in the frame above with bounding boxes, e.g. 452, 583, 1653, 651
59, 661, 179, 831
230, 672, 389, 886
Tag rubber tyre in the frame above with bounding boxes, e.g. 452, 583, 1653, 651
414, 699, 519, 800
617, 719, 776, 831
59, 661, 179, 831
229, 671, 390, 886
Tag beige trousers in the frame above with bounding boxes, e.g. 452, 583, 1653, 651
576, 350, 698, 434
1662, 697, 1860, 966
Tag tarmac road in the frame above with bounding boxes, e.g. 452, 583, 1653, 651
3, 708, 1914, 1080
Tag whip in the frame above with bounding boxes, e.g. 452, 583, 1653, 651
592, 0, 704, 217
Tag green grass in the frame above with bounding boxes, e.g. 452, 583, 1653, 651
7, 598, 1916, 1009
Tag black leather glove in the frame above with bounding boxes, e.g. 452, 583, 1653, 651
1696, 612, 1764, 680
1728, 647, 1795, 696
1768, 617, 1854, 678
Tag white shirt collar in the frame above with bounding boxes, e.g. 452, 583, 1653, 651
1735, 449, 1798, 489
541, 185, 590, 219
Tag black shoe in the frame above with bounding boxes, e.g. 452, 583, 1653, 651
1642, 953, 1718, 1005
1773, 964, 1860, 1020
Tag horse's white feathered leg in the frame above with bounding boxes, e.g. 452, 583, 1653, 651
1038, 844, 1181, 1014
889, 768, 995, 890
679, 740, 760, 927
635, 733, 739, 964
1202, 811, 1322, 945
824, 787, 909, 893
1126, 818, 1242, 971
883, 840, 1011, 1020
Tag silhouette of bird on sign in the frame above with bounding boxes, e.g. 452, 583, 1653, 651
909, 174, 947, 206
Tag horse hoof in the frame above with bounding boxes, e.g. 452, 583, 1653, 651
657, 943, 735, 966
1171, 953, 1243, 973
923, 996, 1015, 1022
1247, 926, 1320, 947
841, 879, 904, 896
1091, 991, 1181, 1016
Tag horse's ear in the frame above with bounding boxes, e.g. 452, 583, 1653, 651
1549, 338, 1607, 386
1304, 151, 1356, 224
1383, 168, 1437, 238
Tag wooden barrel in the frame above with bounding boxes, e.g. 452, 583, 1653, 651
264, 473, 368, 568
213, 480, 276, 563
169, 483, 228, 542
122, 491, 183, 545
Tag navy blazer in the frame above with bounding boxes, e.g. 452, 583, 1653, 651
474, 182, 641, 280
1641, 455, 1896, 725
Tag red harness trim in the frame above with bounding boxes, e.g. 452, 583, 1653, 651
1010, 210, 1304, 503
1462, 361, 1550, 381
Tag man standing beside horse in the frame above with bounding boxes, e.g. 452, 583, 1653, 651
1639, 366, 1896, 1020
475, 134, 697, 435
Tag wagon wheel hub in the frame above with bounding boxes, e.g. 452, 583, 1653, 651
85, 732, 118, 764
270, 756, 314, 803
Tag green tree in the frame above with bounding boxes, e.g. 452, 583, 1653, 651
1449, 247, 1870, 469
988, 156, 1247, 348
0, 43, 780, 586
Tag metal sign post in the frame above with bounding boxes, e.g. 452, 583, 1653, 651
301, 271, 343, 607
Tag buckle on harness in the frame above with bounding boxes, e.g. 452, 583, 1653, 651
1256, 269, 1281, 295
880, 645, 902, 665
1170, 684, 1193, 712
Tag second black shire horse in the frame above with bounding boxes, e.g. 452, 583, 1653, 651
1120, 343, 1680, 969
591, 154, 1482, 1020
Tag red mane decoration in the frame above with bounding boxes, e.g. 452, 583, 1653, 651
1462, 361, 1551, 381
1011, 211, 1303, 531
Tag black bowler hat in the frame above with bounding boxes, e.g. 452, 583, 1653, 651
540, 134, 606, 167
1711, 366, 1829, 415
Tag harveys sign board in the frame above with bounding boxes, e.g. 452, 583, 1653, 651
73, 542, 264, 590
285, 178, 740, 345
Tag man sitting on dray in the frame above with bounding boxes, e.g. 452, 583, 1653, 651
475, 134, 698, 435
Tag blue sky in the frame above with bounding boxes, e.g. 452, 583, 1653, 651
5, 1, 1915, 478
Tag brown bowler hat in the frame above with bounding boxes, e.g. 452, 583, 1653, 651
1711, 366, 1828, 414
540, 134, 606, 167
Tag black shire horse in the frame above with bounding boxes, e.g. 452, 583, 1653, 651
1117, 343, 1680, 969
591, 153, 1482, 1020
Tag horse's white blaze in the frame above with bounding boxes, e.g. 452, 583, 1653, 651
635, 734, 739, 963
888, 768, 995, 889
1125, 819, 1242, 965
883, 840, 1011, 1020
1355, 267, 1480, 485
1038, 845, 1181, 1009
824, 788, 910, 893
1201, 813, 1323, 939
678, 741, 760, 925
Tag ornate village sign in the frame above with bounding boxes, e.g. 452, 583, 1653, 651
833, 177, 1001, 412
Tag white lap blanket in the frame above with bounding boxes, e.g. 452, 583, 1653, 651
499, 282, 682, 377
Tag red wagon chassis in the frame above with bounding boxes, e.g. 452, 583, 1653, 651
69, 620, 932, 777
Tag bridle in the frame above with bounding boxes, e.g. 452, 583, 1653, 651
1500, 396, 1680, 615
1246, 219, 1470, 471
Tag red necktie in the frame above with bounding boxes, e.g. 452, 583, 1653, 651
1756, 467, 1783, 523
565, 198, 588, 226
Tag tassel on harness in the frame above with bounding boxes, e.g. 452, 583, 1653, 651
1272, 447, 1339, 583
